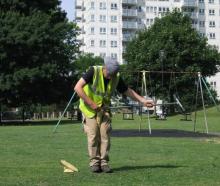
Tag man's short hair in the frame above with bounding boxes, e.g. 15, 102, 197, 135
104, 57, 119, 76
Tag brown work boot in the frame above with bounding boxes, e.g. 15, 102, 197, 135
101, 165, 113, 173
90, 165, 101, 173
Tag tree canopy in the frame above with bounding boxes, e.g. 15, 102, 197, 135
73, 53, 104, 79
124, 10, 220, 110
0, 0, 80, 107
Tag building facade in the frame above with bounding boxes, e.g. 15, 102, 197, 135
206, 72, 220, 99
75, 0, 220, 63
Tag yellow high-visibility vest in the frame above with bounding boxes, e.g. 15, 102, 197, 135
79, 66, 119, 118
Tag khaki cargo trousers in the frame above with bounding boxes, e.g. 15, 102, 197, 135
84, 113, 112, 167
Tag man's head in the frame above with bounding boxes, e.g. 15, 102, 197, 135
103, 57, 119, 79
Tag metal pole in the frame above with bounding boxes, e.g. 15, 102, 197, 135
139, 80, 144, 132
193, 76, 199, 132
201, 76, 220, 112
198, 72, 209, 134
53, 92, 76, 133
143, 71, 152, 134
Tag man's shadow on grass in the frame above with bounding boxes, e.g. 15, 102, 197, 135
111, 129, 220, 138
113, 164, 183, 172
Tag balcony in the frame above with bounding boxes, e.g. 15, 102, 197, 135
122, 9, 137, 17
76, 0, 82, 9
123, 21, 138, 29
183, 12, 198, 18
123, 33, 135, 42
138, 23, 146, 29
76, 11, 82, 18
122, 0, 137, 5
182, 0, 198, 7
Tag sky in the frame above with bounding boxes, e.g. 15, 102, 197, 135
60, 0, 75, 21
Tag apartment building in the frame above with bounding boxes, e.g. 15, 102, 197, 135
75, 0, 220, 97
75, 0, 220, 62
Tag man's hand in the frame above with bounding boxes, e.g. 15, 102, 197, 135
142, 99, 155, 108
89, 102, 100, 111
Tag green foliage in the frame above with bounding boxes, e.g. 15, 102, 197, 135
0, 0, 80, 106
124, 10, 220, 111
73, 53, 104, 79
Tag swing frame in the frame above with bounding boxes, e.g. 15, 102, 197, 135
138, 70, 219, 134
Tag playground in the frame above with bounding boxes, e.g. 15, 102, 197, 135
1, 106, 220, 186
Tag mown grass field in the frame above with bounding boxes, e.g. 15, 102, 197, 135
0, 107, 220, 186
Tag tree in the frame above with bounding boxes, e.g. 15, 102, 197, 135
124, 10, 220, 111
73, 53, 104, 79
0, 0, 80, 108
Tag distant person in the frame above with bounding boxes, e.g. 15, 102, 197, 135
74, 57, 154, 173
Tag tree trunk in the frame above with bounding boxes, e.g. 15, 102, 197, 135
0, 104, 2, 124
22, 106, 25, 123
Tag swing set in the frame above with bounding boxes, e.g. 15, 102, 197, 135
135, 70, 220, 134
53, 70, 220, 135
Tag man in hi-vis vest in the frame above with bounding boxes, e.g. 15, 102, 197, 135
74, 57, 154, 173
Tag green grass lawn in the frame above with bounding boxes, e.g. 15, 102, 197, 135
0, 107, 220, 186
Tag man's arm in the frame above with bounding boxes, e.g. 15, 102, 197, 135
124, 88, 154, 107
74, 78, 99, 110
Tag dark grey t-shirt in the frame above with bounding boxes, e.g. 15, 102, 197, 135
82, 67, 128, 94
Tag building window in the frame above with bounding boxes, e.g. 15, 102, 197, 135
209, 33, 216, 39
111, 3, 117, 10
199, 0, 204, 3
199, 9, 205, 15
146, 18, 154, 25
209, 21, 215, 27
138, 6, 142, 12
209, 9, 215, 15
210, 81, 217, 88
100, 15, 106, 22
100, 2, 106, 10
200, 33, 205, 37
158, 7, 169, 13
199, 21, 205, 27
91, 14, 95, 22
100, 40, 106, 47
214, 81, 217, 88
100, 53, 106, 58
208, 0, 214, 3
90, 40, 94, 46
100, 27, 106, 34
111, 16, 117, 22
90, 2, 95, 9
146, 7, 149, 13
138, 18, 142, 24
111, 53, 117, 59
150, 7, 154, 13
192, 19, 198, 24
111, 41, 117, 48
110, 28, 117, 35
90, 27, 95, 34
